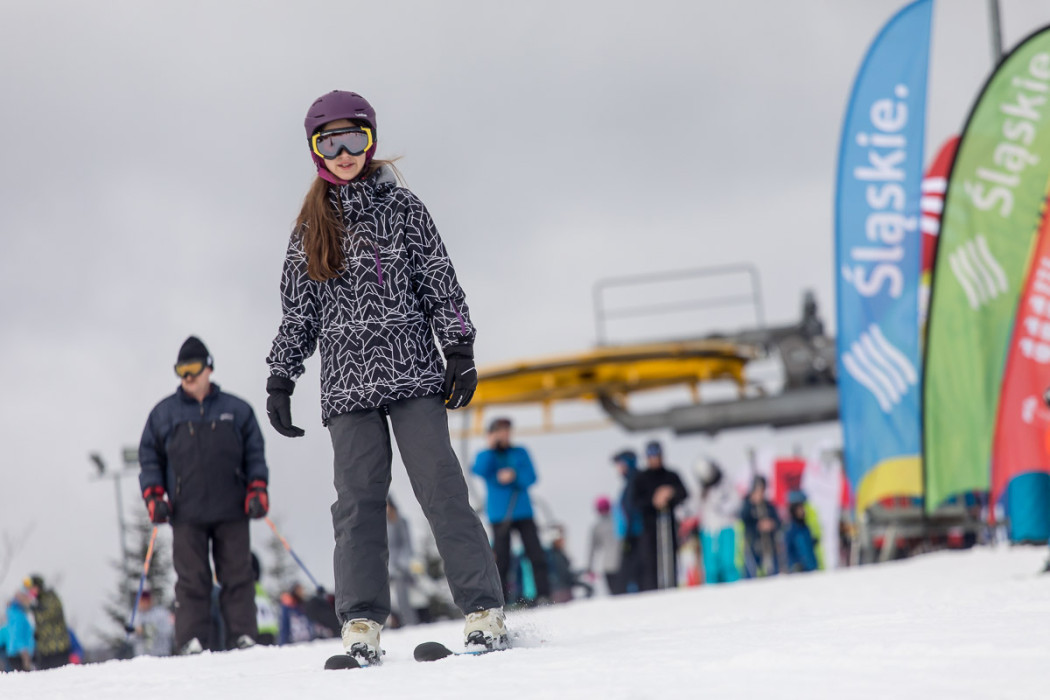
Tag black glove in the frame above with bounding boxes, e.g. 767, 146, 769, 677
143, 486, 171, 524
266, 375, 305, 437
442, 345, 477, 409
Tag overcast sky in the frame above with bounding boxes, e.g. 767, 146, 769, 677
2, 0, 1049, 643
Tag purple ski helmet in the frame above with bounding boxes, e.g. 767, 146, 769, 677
304, 90, 378, 184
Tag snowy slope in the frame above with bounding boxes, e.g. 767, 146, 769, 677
5, 547, 1050, 700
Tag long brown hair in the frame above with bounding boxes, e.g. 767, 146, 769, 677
296, 159, 400, 282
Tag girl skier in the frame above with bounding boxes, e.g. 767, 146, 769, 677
265, 90, 506, 665
693, 457, 741, 584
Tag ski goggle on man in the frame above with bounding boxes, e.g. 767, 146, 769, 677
311, 126, 374, 159
174, 359, 208, 379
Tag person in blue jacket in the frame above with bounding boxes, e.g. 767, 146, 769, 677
785, 491, 820, 573
3, 583, 36, 672
611, 449, 645, 594
473, 417, 551, 605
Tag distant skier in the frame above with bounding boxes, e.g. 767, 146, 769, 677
586, 496, 622, 595
131, 590, 174, 657
3, 581, 36, 672
265, 90, 505, 665
546, 526, 578, 603
138, 336, 269, 654
610, 449, 645, 594
741, 475, 782, 577
28, 574, 72, 669
473, 417, 552, 606
693, 458, 741, 584
278, 584, 317, 645
631, 441, 688, 591
784, 491, 820, 573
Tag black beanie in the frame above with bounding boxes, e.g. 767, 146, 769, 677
177, 336, 213, 368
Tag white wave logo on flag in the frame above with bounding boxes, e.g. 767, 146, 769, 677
842, 324, 919, 412
947, 235, 1009, 310
920, 175, 947, 235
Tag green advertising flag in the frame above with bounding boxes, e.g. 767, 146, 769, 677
924, 27, 1050, 511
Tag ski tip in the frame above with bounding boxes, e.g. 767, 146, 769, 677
324, 653, 362, 670
414, 641, 455, 662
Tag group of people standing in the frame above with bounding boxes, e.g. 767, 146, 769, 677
587, 448, 827, 594
592, 442, 689, 595
1, 575, 80, 672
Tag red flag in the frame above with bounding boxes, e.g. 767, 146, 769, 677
773, 457, 806, 511
991, 200, 1050, 507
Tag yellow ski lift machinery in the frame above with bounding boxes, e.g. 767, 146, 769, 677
465, 338, 759, 434
459, 265, 839, 437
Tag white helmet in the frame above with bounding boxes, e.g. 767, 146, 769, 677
693, 456, 721, 485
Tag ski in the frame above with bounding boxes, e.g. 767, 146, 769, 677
324, 653, 376, 670
413, 641, 507, 662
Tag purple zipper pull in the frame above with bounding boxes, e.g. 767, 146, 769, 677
372, 244, 384, 286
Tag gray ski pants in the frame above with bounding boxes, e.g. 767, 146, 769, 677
328, 394, 504, 625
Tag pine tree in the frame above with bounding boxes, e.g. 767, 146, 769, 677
97, 510, 174, 657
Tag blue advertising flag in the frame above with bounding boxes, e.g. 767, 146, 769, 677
835, 0, 932, 513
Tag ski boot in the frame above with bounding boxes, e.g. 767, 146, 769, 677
234, 635, 256, 650
180, 637, 204, 655
463, 607, 509, 651
341, 618, 383, 666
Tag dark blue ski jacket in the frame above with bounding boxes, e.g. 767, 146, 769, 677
139, 383, 268, 524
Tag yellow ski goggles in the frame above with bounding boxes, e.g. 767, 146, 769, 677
311, 126, 374, 159
174, 359, 208, 378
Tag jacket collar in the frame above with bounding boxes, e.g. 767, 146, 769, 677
176, 383, 220, 404
330, 164, 398, 211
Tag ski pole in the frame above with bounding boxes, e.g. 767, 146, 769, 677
125, 526, 158, 634
265, 517, 322, 591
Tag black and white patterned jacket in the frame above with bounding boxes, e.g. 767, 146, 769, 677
267, 165, 475, 423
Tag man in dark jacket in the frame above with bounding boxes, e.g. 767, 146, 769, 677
631, 441, 688, 591
28, 574, 71, 669
139, 336, 269, 654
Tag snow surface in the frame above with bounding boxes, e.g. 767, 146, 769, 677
5, 547, 1049, 700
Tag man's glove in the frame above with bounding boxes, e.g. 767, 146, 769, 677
442, 345, 477, 410
245, 480, 269, 519
143, 486, 171, 524
266, 375, 304, 437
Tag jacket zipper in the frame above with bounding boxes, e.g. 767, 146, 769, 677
371, 244, 384, 286
180, 402, 205, 495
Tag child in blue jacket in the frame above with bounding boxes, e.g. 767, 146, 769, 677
785, 491, 820, 573
3, 584, 36, 671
